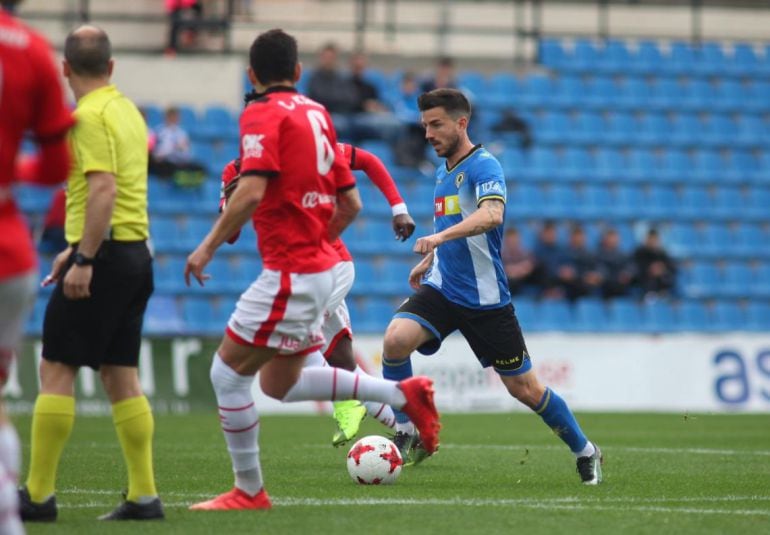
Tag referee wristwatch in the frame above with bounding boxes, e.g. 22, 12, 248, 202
73, 252, 95, 266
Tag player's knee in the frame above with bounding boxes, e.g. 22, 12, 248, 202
501, 374, 544, 409
383, 325, 416, 359
326, 337, 355, 370
100, 366, 142, 403
259, 373, 291, 400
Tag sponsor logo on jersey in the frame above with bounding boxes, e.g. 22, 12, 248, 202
454, 172, 465, 188
434, 195, 461, 216
477, 180, 505, 198
242, 134, 265, 159
302, 191, 336, 208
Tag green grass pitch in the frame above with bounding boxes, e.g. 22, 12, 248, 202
15, 412, 770, 535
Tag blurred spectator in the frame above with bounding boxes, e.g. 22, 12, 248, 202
492, 109, 532, 151
150, 106, 206, 186
39, 188, 67, 254
634, 228, 677, 299
392, 72, 428, 167
560, 224, 603, 302
165, 0, 202, 55
532, 220, 568, 299
306, 43, 358, 140
347, 50, 402, 143
502, 228, 535, 296
596, 228, 635, 299
420, 56, 457, 93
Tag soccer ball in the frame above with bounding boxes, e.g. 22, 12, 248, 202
346, 435, 403, 485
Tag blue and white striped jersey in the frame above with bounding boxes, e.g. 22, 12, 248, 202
423, 145, 510, 309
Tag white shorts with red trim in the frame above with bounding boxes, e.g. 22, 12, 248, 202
321, 261, 355, 356
0, 271, 37, 381
226, 267, 336, 355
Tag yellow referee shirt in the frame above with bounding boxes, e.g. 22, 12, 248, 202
65, 84, 149, 244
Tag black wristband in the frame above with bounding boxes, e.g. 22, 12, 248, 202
73, 252, 95, 266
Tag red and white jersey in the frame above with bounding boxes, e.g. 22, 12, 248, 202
0, 11, 74, 280
238, 87, 355, 273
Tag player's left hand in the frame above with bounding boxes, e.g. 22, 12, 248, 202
63, 265, 92, 300
185, 246, 213, 287
392, 213, 416, 241
413, 234, 444, 255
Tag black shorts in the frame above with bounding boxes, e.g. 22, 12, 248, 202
394, 284, 532, 376
42, 241, 154, 370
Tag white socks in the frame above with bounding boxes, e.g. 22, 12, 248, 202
282, 361, 407, 408
0, 424, 22, 535
210, 354, 263, 496
575, 441, 597, 459
355, 367, 396, 428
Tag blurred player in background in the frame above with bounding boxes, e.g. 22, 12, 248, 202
381, 89, 603, 484
19, 26, 163, 522
0, 1, 74, 531
184, 28, 439, 511
218, 137, 416, 447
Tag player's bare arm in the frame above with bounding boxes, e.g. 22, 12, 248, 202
409, 250, 434, 289
328, 187, 362, 241
63, 171, 116, 299
185, 174, 268, 286
413, 198, 504, 255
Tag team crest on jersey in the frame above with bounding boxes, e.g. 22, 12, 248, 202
242, 134, 265, 159
455, 172, 465, 188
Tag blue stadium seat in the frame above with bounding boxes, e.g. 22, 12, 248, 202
536, 301, 573, 331
571, 112, 605, 146
752, 153, 770, 185
752, 263, 770, 298
150, 216, 179, 252
633, 41, 665, 76
724, 150, 757, 184
176, 105, 198, 132
701, 114, 738, 148
642, 300, 676, 333
521, 147, 558, 182
509, 184, 545, 218
605, 112, 637, 146
636, 113, 670, 147
569, 39, 601, 73
537, 112, 572, 145
732, 224, 767, 259
573, 298, 607, 331
712, 187, 745, 220
626, 149, 658, 183
714, 80, 745, 113
700, 42, 729, 77
669, 41, 697, 76
539, 39, 567, 69
664, 223, 697, 258
153, 255, 187, 293
513, 298, 536, 331
351, 297, 396, 333
182, 297, 228, 335
610, 185, 643, 219
144, 295, 184, 335
732, 43, 763, 78
669, 113, 701, 147
676, 300, 710, 331
14, 184, 55, 214
649, 78, 684, 111
196, 106, 236, 140
560, 148, 593, 182
581, 186, 613, 219
518, 74, 555, 108
140, 104, 163, 129
606, 299, 642, 332
700, 224, 731, 258
746, 301, 770, 331
487, 73, 518, 108
644, 186, 678, 219
616, 78, 651, 111
379, 258, 414, 296
721, 262, 753, 298
594, 149, 625, 182
735, 115, 769, 149
542, 185, 580, 219
658, 149, 691, 184
552, 75, 585, 109
746, 81, 770, 113
599, 39, 632, 75
712, 300, 745, 331
684, 261, 719, 298
583, 76, 619, 110
690, 150, 723, 184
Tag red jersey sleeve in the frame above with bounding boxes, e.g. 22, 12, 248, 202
333, 143, 356, 192
239, 105, 281, 177
350, 146, 405, 207
29, 35, 74, 142
218, 158, 240, 212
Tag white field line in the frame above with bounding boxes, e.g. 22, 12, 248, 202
395, 444, 770, 457
56, 498, 770, 517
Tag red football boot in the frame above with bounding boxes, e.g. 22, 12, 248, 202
189, 488, 272, 511
398, 376, 441, 454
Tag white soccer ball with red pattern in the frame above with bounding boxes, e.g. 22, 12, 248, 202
346, 435, 403, 485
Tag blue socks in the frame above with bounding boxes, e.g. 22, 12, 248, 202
382, 356, 413, 424
535, 387, 589, 454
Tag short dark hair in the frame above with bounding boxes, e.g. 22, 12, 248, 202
249, 29, 298, 85
417, 88, 472, 120
64, 25, 111, 77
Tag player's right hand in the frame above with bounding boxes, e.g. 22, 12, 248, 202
42, 246, 73, 287
408, 263, 429, 290
184, 246, 213, 287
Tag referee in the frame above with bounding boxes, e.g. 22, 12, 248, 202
19, 26, 163, 522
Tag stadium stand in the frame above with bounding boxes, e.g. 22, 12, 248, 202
17, 37, 770, 336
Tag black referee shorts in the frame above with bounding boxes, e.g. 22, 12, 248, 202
394, 284, 532, 376
42, 241, 153, 370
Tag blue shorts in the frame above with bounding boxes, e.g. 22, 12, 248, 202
394, 285, 532, 376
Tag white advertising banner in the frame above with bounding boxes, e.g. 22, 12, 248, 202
250, 333, 770, 414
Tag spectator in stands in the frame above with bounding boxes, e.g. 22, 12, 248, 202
392, 71, 428, 168
596, 227, 635, 299
502, 227, 535, 296
150, 106, 206, 186
420, 56, 457, 93
346, 50, 402, 143
306, 42, 358, 140
165, 0, 202, 56
634, 228, 677, 299
492, 109, 532, 151
560, 224, 603, 302
532, 220, 568, 299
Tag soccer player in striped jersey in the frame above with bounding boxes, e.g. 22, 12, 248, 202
218, 137, 416, 446
381, 89, 603, 484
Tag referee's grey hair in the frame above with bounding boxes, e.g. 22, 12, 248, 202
64, 25, 111, 77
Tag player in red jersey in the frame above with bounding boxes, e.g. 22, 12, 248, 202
184, 29, 439, 512
217, 140, 416, 446
0, 1, 73, 531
